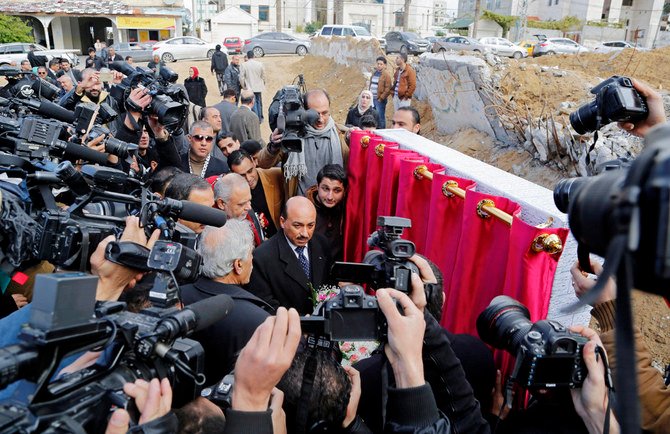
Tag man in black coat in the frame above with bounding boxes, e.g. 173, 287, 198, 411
182, 220, 272, 385
248, 196, 333, 315
210, 44, 229, 95
155, 120, 229, 178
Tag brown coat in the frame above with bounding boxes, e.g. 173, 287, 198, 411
257, 167, 284, 229
592, 300, 670, 433
374, 69, 393, 102
256, 140, 350, 198
393, 63, 417, 100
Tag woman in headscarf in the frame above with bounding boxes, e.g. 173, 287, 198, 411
184, 66, 208, 107
345, 89, 378, 128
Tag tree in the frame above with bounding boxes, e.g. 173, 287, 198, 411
472, 0, 481, 38
482, 10, 517, 38
0, 15, 33, 44
403, 0, 411, 31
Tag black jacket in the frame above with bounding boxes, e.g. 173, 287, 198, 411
345, 106, 378, 128
184, 76, 208, 107
211, 50, 229, 73
355, 312, 490, 434
223, 64, 241, 95
247, 232, 333, 315
182, 278, 272, 385
104, 53, 123, 68
27, 50, 46, 68
84, 55, 104, 70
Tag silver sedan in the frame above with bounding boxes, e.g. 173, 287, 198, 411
242, 32, 310, 57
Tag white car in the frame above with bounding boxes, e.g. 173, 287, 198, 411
478, 37, 527, 59
593, 40, 648, 53
534, 38, 590, 56
0, 43, 80, 66
152, 37, 225, 63
315, 25, 386, 51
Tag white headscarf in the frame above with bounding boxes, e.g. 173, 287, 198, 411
357, 89, 374, 114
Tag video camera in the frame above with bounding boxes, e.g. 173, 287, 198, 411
0, 66, 60, 101
477, 295, 589, 390
570, 75, 648, 135
0, 272, 233, 433
109, 61, 188, 134
268, 74, 319, 153
331, 216, 418, 293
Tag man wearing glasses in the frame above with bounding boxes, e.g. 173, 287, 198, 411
155, 120, 229, 178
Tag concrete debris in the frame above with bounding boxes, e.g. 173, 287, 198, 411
552, 70, 566, 77
541, 66, 550, 72
484, 52, 499, 66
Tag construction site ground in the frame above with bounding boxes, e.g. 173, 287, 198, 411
173, 49, 670, 367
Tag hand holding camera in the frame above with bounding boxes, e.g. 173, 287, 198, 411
618, 79, 666, 137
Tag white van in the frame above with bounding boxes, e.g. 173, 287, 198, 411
315, 25, 386, 51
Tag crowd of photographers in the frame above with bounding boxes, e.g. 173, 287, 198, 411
0, 45, 667, 434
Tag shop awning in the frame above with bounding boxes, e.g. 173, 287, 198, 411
116, 16, 176, 30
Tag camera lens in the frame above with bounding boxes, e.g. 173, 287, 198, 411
553, 177, 589, 214
569, 101, 599, 135
105, 137, 138, 158
476, 295, 533, 353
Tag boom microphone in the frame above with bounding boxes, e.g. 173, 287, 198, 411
159, 198, 228, 227
153, 294, 234, 341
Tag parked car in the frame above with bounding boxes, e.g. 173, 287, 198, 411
224, 37, 243, 54
384, 31, 431, 55
152, 37, 223, 62
0, 43, 80, 66
516, 40, 537, 57
242, 32, 310, 57
315, 25, 386, 51
533, 37, 589, 56
431, 36, 487, 54
479, 37, 527, 58
593, 40, 648, 53
110, 42, 154, 62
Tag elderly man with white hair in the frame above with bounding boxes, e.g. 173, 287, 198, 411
181, 219, 273, 384
214, 173, 267, 245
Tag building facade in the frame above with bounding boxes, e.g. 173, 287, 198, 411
0, 0, 186, 52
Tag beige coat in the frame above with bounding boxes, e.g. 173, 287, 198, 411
240, 59, 265, 92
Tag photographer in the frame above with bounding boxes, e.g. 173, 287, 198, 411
572, 260, 670, 433
105, 378, 177, 434
60, 68, 120, 112
259, 89, 348, 198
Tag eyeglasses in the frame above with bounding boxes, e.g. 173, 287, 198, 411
192, 134, 214, 143
38, 71, 47, 75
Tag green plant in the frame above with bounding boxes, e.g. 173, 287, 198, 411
528, 16, 582, 33
482, 10, 517, 38
435, 30, 445, 36
288, 20, 292, 28
296, 24, 304, 33
304, 21, 322, 34
0, 15, 33, 44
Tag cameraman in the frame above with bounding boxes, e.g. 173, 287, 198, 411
259, 89, 348, 198
60, 68, 120, 112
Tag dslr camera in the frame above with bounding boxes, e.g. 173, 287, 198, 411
300, 284, 389, 341
268, 75, 319, 153
570, 75, 648, 134
477, 295, 588, 389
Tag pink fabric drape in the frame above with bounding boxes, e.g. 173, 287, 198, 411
343, 130, 379, 262
443, 190, 521, 336
377, 150, 425, 218
420, 174, 478, 328
394, 161, 445, 253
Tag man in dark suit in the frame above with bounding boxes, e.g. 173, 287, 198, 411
248, 196, 333, 314
182, 220, 272, 384
213, 89, 238, 132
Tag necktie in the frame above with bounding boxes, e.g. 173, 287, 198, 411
295, 246, 311, 280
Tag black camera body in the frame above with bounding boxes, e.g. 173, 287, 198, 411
477, 295, 588, 389
108, 62, 188, 133
570, 75, 648, 135
300, 284, 389, 341
201, 373, 235, 409
268, 80, 319, 153
363, 216, 418, 292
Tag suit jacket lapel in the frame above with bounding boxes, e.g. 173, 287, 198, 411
309, 240, 327, 288
277, 235, 310, 293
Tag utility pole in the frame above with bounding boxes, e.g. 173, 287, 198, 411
518, 0, 528, 41
276, 0, 282, 31
403, 0, 412, 31
472, 0, 481, 37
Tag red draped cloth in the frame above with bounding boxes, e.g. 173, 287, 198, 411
420, 174, 478, 328
394, 161, 445, 253
494, 219, 570, 380
377, 150, 425, 218
343, 130, 379, 262
442, 190, 521, 335
359, 140, 399, 261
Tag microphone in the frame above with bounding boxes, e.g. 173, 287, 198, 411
22, 99, 76, 124
61, 142, 110, 165
159, 198, 228, 227
153, 294, 234, 341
